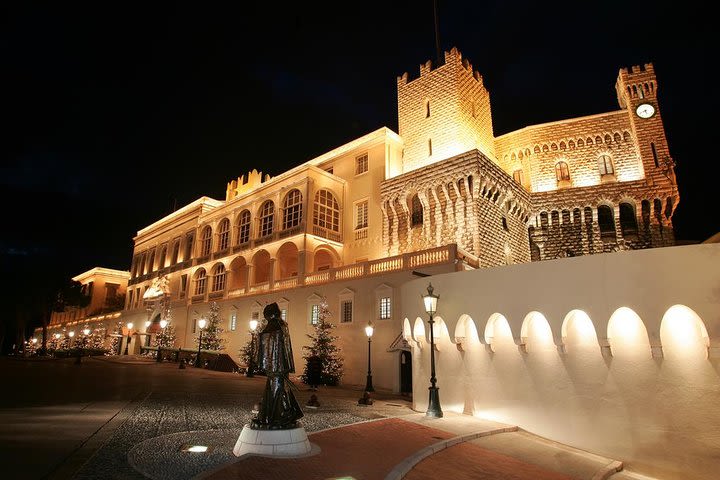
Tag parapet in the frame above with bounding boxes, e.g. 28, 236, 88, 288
226, 169, 271, 201
397, 46, 484, 86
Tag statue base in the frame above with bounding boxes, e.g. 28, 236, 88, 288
233, 424, 311, 457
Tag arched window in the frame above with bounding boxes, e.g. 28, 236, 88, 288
217, 218, 230, 251
236, 210, 251, 245
282, 189, 303, 230
171, 242, 180, 265
200, 226, 213, 256
194, 268, 207, 295
512, 169, 524, 184
641, 200, 651, 228
555, 161, 570, 181
258, 201, 275, 237
410, 194, 423, 227
597, 205, 616, 239
598, 154, 614, 175
158, 246, 167, 270
619, 202, 638, 236
313, 190, 340, 232
211, 263, 226, 292
147, 250, 155, 273
184, 233, 194, 261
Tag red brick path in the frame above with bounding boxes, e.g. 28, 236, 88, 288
206, 418, 454, 480
405, 441, 577, 480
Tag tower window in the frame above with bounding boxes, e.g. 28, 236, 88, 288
598, 155, 614, 175
555, 161, 570, 181
425, 100, 430, 118
651, 142, 659, 168
428, 139, 432, 156
512, 169, 524, 184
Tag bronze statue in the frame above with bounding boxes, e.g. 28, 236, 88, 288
251, 303, 304, 429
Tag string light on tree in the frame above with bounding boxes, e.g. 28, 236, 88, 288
302, 297, 344, 386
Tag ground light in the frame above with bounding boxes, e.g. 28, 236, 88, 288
179, 444, 213, 453
422, 283, 442, 418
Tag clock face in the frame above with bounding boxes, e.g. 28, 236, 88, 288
635, 103, 655, 119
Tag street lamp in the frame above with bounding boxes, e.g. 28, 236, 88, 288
422, 283, 442, 418
124, 322, 134, 355
68, 330, 75, 349
53, 333, 61, 351
157, 319, 168, 362
364, 321, 375, 392
83, 326, 91, 349
195, 318, 207, 368
247, 318, 258, 377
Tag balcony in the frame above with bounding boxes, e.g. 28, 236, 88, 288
312, 225, 342, 242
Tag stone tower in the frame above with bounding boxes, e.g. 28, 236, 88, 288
397, 47, 496, 174
615, 64, 677, 189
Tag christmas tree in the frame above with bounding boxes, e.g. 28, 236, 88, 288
91, 325, 108, 351
153, 319, 177, 349
302, 298, 344, 386
109, 321, 123, 355
195, 302, 226, 351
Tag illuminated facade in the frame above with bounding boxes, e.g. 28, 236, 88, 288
118, 47, 680, 392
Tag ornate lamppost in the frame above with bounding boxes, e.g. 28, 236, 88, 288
53, 333, 61, 352
195, 318, 207, 368
364, 321, 375, 392
422, 283, 442, 418
82, 326, 91, 349
124, 322, 134, 355
144, 320, 152, 347
68, 330, 75, 348
247, 318, 258, 377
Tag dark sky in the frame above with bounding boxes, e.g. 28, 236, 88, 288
2, 2, 715, 334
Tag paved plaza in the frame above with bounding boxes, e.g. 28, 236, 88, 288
0, 356, 659, 479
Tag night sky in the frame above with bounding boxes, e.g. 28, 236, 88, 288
2, 2, 715, 340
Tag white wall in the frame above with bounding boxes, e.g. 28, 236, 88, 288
402, 244, 720, 480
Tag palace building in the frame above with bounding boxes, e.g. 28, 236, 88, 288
50, 47, 680, 393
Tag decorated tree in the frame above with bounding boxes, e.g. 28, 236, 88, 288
195, 302, 226, 351
59, 328, 70, 350
109, 322, 123, 355
153, 321, 177, 349
302, 298, 344, 386
91, 325, 108, 351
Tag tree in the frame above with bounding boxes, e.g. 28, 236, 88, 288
195, 302, 225, 351
302, 298, 344, 386
109, 321, 123, 355
91, 324, 108, 351
153, 311, 177, 350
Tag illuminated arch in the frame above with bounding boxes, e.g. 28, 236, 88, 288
560, 309, 599, 353
660, 304, 710, 358
484, 313, 512, 352
403, 318, 413, 340
413, 317, 426, 343
519, 311, 553, 352
454, 314, 480, 344
607, 307, 650, 357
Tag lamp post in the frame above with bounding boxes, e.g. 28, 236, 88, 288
124, 322, 134, 355
247, 319, 258, 377
53, 333, 61, 351
422, 283, 442, 418
83, 326, 91, 349
195, 318, 207, 368
364, 321, 375, 392
68, 330, 75, 349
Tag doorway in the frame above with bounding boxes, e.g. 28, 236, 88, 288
400, 350, 412, 396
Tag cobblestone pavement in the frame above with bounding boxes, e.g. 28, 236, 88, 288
2, 356, 662, 480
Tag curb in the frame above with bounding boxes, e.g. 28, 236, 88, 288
384, 425, 519, 480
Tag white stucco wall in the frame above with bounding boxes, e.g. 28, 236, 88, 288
402, 244, 720, 480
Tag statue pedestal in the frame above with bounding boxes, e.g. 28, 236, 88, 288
233, 424, 312, 457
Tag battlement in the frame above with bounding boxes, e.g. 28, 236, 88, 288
616, 63, 658, 108
226, 169, 272, 201
397, 47, 483, 87
618, 63, 655, 78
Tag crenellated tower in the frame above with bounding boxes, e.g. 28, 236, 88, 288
396, 47, 496, 174
615, 64, 677, 189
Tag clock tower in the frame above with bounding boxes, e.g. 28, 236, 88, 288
615, 63, 677, 188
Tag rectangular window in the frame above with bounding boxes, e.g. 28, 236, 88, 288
192, 318, 197, 334
380, 297, 391, 319
341, 300, 353, 323
513, 169, 524, 184
355, 200, 368, 229
127, 290, 134, 309
310, 305, 319, 325
180, 274, 188, 296
229, 313, 237, 331
355, 153, 368, 175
